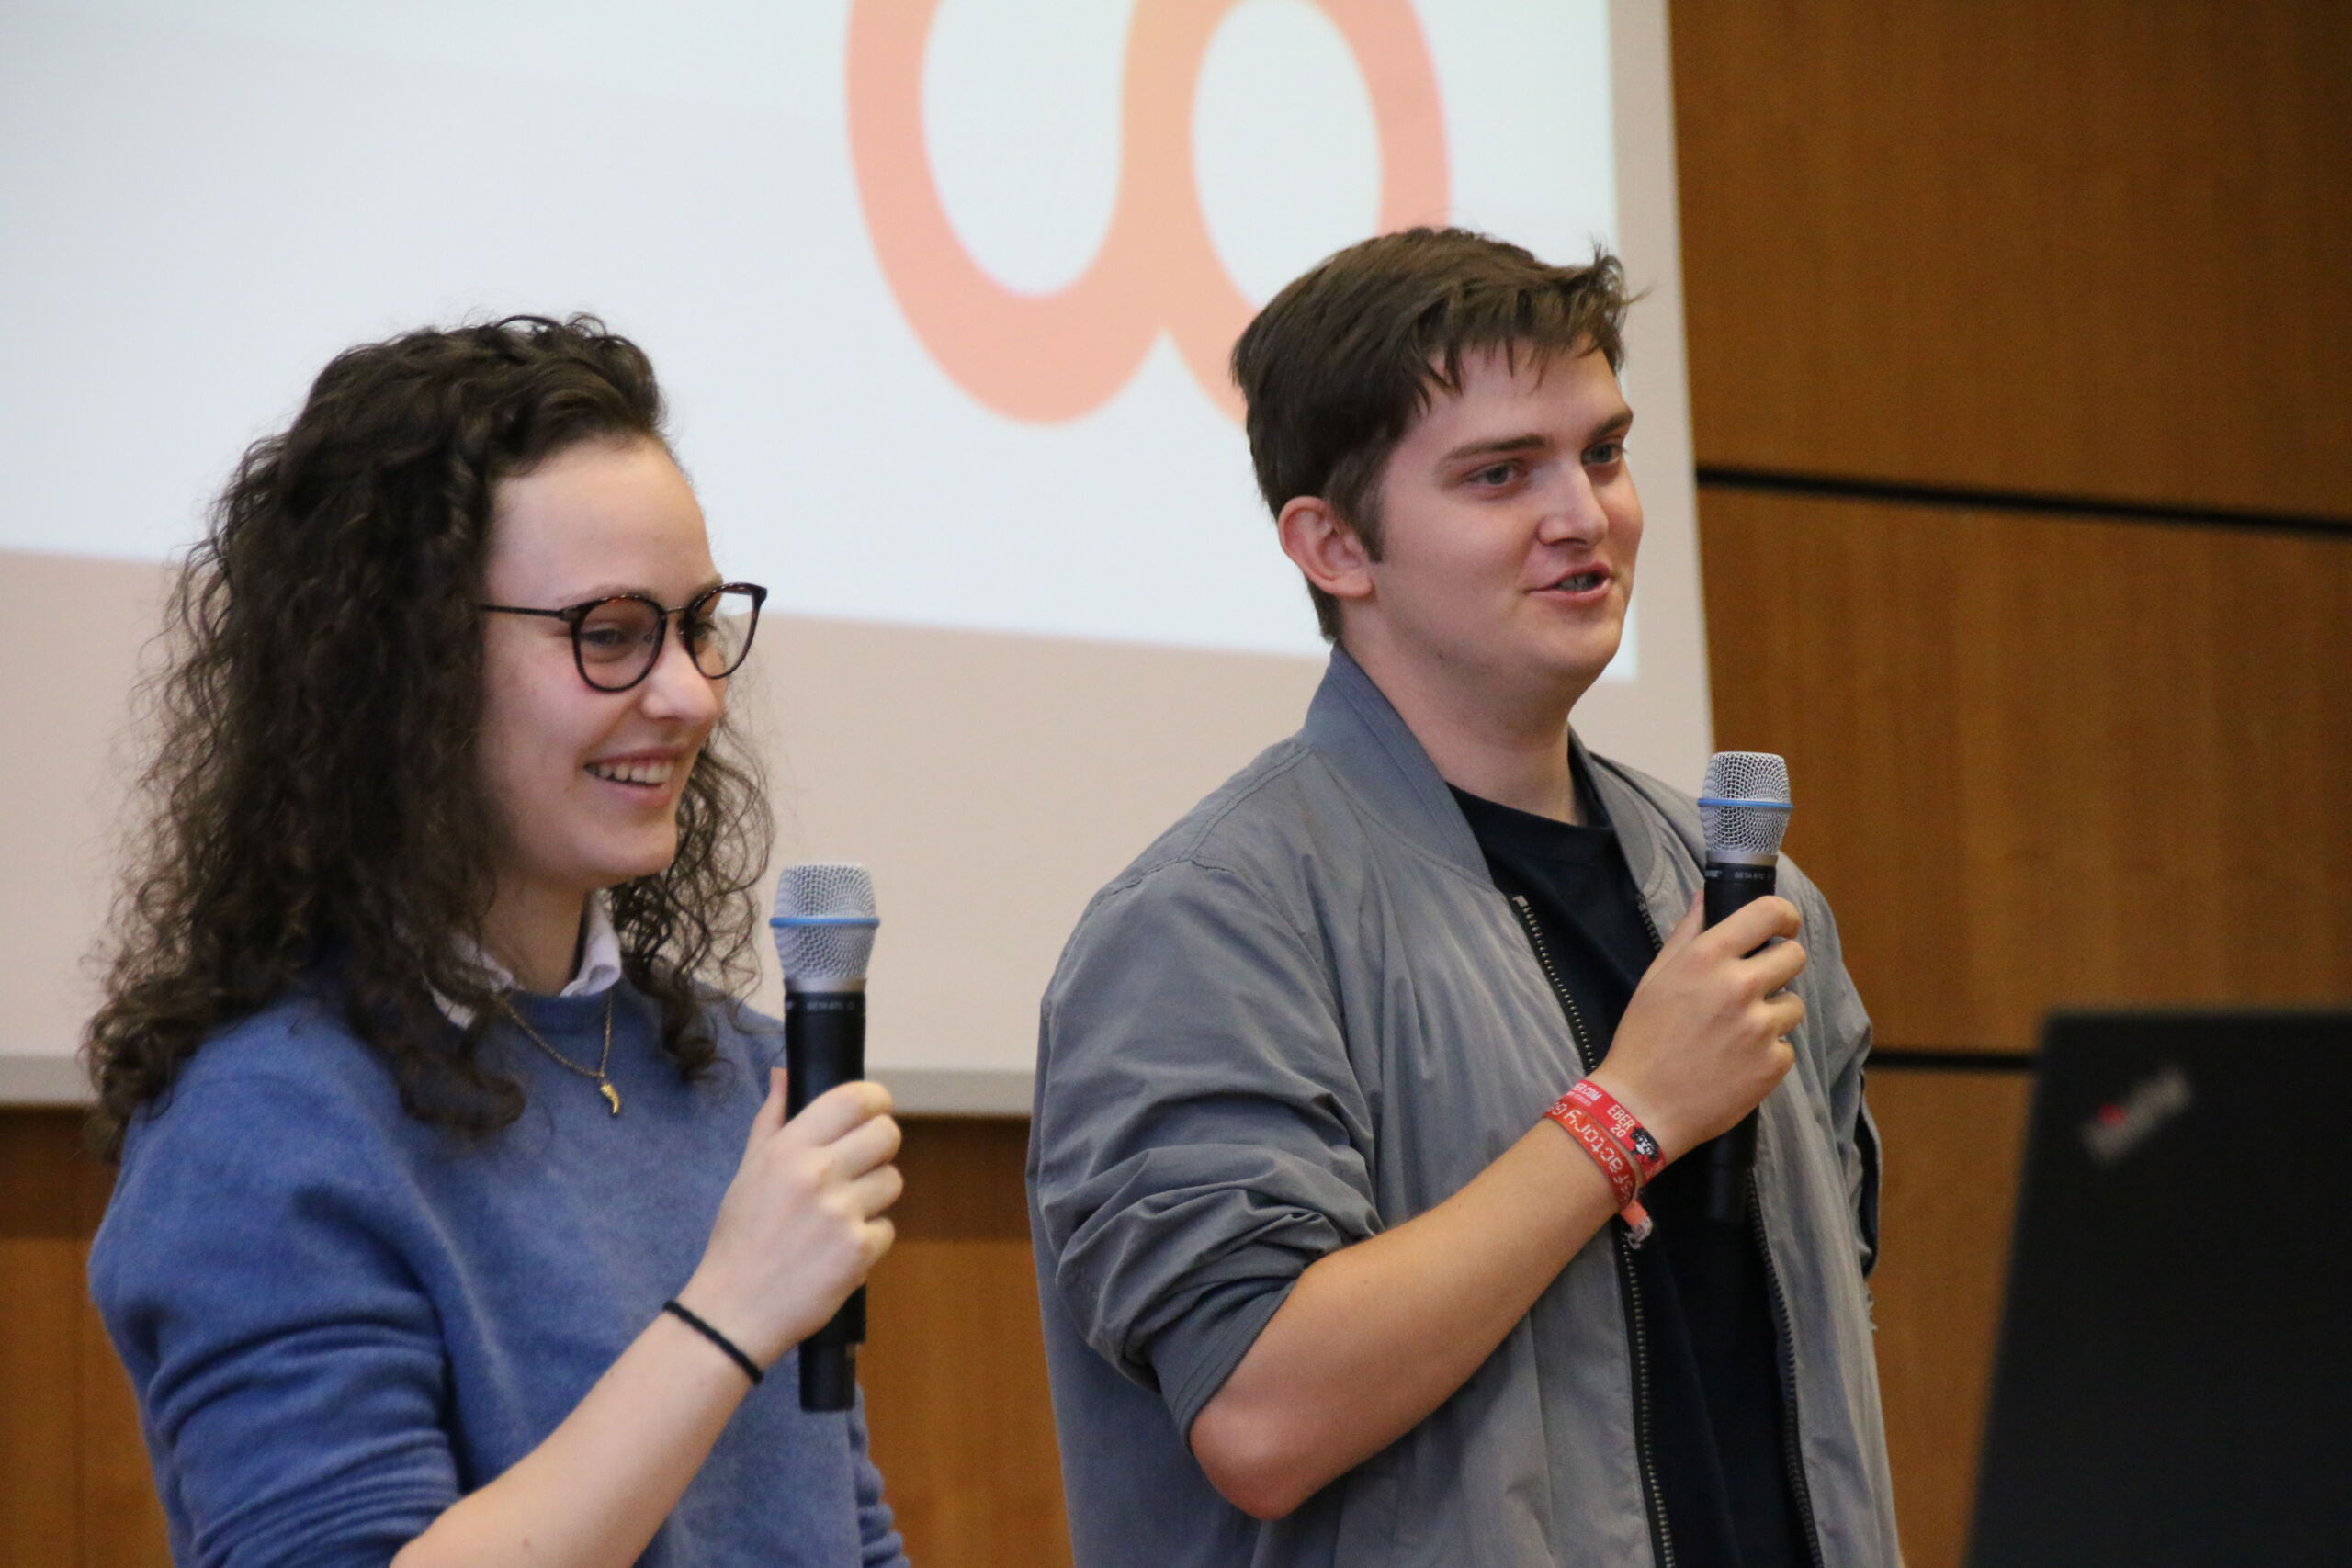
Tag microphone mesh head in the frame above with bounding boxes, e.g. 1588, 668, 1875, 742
772, 862, 877, 985
1700, 751, 1793, 857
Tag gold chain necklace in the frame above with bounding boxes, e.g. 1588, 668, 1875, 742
502, 993, 621, 1115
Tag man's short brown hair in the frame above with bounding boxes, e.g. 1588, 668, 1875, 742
1230, 228, 1630, 640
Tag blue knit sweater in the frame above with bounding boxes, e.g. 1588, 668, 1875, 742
89, 982, 907, 1568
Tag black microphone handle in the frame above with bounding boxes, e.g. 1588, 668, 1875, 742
1701, 861, 1777, 1224
785, 987, 866, 1412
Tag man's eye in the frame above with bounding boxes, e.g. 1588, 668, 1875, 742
1586, 442, 1624, 466
1470, 462, 1517, 487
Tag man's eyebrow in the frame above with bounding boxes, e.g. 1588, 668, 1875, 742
1437, 410, 1636, 468
1438, 433, 1552, 466
1589, 408, 1635, 442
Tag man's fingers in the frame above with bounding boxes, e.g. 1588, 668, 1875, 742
1658, 889, 1705, 957
1766, 991, 1808, 1040
1699, 895, 1802, 959
1748, 937, 1810, 996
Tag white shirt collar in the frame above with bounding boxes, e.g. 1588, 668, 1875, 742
441, 894, 624, 1024
548, 893, 626, 998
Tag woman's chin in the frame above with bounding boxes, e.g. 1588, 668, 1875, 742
582, 835, 682, 891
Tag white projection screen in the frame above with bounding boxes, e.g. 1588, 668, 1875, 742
0, 0, 1708, 1109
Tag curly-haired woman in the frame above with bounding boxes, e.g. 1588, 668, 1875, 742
85, 317, 907, 1568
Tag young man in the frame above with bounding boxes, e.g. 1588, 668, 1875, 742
1028, 230, 1897, 1567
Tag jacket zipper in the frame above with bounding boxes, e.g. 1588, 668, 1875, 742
1751, 1178, 1827, 1568
1509, 894, 1677, 1568
1625, 890, 1827, 1568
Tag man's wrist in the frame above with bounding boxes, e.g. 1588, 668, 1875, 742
1559, 1077, 1668, 1184
1542, 1075, 1679, 1249
1580, 1068, 1687, 1165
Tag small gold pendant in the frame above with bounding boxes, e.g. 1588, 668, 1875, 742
600, 1081, 623, 1116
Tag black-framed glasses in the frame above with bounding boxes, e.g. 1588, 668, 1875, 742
481, 581, 767, 693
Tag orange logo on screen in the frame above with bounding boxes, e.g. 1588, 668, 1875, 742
847, 0, 1448, 423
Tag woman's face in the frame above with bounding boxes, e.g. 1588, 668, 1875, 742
477, 436, 726, 912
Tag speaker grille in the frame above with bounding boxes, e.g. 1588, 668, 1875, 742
1699, 751, 1793, 857
771, 862, 878, 984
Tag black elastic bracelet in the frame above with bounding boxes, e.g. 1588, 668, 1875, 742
662, 1299, 763, 1386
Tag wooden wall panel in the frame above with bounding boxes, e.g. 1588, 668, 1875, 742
74, 1283, 168, 1568
0, 1207, 85, 1562
1866, 1069, 2032, 1568
0, 1111, 166, 1568
1671, 0, 2352, 519
862, 1120, 1070, 1568
1701, 489, 2352, 1053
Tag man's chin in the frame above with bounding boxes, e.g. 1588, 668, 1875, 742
1535, 627, 1626, 690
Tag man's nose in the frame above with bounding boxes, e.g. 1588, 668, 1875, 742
1535, 467, 1611, 545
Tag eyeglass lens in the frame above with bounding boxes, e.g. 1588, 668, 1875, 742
575, 588, 760, 690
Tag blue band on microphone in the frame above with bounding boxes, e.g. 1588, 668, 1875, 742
768, 915, 881, 929
1697, 795, 1794, 810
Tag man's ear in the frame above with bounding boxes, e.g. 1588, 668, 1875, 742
1277, 495, 1375, 607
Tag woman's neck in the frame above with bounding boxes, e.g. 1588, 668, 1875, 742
481, 881, 589, 995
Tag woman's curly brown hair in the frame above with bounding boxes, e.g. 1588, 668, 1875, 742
85, 316, 768, 1157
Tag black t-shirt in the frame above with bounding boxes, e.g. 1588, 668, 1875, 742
1452, 779, 1810, 1568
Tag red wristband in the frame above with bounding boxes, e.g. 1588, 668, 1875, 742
1551, 1104, 1639, 1205
1547, 1104, 1656, 1247
1559, 1078, 1668, 1183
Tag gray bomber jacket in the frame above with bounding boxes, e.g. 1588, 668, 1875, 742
1029, 649, 1900, 1567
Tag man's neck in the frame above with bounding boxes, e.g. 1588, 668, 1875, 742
1340, 631, 1590, 825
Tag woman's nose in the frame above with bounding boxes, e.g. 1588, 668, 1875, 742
639, 622, 726, 721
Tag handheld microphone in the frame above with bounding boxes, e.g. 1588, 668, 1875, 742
770, 862, 879, 1412
1697, 752, 1793, 1224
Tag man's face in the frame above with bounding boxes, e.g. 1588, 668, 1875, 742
1353, 344, 1641, 705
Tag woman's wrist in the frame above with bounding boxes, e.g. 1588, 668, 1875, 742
661, 1300, 764, 1386
671, 1275, 781, 1371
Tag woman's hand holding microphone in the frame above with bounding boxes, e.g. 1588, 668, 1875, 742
678, 1068, 904, 1371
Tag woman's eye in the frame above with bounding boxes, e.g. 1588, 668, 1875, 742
579, 625, 636, 651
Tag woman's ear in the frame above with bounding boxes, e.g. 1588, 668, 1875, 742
1276, 495, 1375, 609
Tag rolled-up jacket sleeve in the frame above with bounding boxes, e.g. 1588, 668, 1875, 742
1033, 859, 1382, 1437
